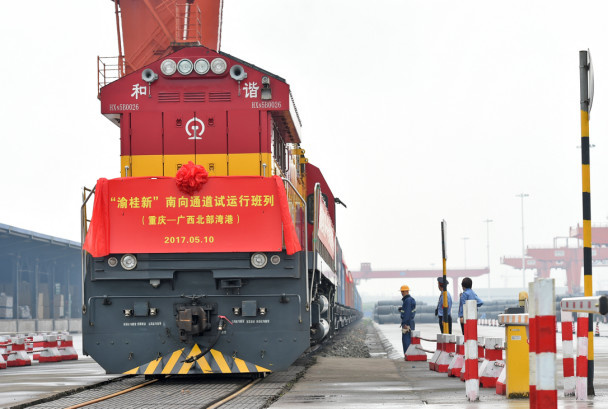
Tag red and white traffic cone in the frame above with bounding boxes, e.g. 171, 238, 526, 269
0, 335, 10, 362
448, 335, 464, 377
405, 330, 427, 361
429, 334, 443, 371
38, 335, 61, 363
437, 334, 455, 373
7, 337, 31, 367
479, 337, 504, 388
58, 334, 78, 361
495, 364, 506, 395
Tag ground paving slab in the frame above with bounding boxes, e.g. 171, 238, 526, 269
270, 322, 608, 409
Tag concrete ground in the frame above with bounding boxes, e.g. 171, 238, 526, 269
0, 334, 117, 408
270, 322, 608, 408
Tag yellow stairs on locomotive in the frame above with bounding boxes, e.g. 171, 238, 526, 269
124, 345, 271, 375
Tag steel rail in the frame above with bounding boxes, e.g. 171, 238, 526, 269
64, 377, 161, 409
206, 378, 262, 409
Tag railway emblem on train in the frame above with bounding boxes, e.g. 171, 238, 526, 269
186, 117, 205, 140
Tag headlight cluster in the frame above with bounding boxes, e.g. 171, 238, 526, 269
161, 57, 227, 76
107, 254, 138, 270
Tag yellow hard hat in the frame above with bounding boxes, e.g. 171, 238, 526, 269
400, 285, 410, 292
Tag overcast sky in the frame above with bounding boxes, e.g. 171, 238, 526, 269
2, 1, 608, 298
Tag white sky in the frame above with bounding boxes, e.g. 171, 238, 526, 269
2, 1, 608, 298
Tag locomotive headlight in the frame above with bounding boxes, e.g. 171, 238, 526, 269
120, 254, 137, 270
270, 255, 281, 265
210, 58, 227, 74
177, 59, 194, 75
107, 257, 118, 267
251, 253, 268, 269
194, 58, 210, 75
160, 59, 177, 75
259, 307, 267, 316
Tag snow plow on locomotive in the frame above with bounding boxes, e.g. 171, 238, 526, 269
81, 1, 361, 376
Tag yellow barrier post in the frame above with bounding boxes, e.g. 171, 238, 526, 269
499, 313, 529, 398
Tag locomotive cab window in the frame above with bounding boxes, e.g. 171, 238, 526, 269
307, 193, 329, 224
271, 123, 288, 176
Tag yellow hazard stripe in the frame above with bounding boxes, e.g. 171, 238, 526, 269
211, 349, 232, 373
196, 354, 213, 373
583, 220, 592, 248
178, 344, 201, 375
144, 357, 162, 375
588, 332, 594, 360
255, 365, 271, 372
582, 164, 590, 193
124, 345, 272, 375
581, 111, 589, 136
161, 349, 184, 375
234, 357, 250, 373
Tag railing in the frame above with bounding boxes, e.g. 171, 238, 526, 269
98, 56, 125, 95
282, 178, 309, 310
175, 3, 202, 44
80, 186, 95, 312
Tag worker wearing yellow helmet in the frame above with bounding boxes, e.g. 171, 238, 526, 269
399, 284, 416, 359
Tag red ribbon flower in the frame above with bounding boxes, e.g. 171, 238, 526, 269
175, 161, 209, 195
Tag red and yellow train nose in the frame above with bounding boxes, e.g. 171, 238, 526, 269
123, 345, 271, 375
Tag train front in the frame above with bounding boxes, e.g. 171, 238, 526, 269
82, 46, 311, 375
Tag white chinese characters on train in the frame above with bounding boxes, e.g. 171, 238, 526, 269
242, 82, 259, 98
131, 84, 147, 99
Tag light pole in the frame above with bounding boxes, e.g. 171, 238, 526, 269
483, 219, 493, 288
462, 237, 469, 274
516, 193, 529, 289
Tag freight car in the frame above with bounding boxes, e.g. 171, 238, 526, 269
81, 0, 361, 375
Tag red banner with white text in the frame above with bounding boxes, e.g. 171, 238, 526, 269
83, 176, 301, 257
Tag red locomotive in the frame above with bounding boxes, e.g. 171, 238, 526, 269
82, 0, 360, 375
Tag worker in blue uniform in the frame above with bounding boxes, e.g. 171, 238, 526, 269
435, 277, 452, 334
458, 277, 483, 334
399, 284, 416, 359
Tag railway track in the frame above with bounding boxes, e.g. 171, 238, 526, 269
21, 374, 275, 409
11, 320, 366, 408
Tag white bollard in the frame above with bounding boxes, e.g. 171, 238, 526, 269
534, 278, 557, 407
464, 299, 479, 401
560, 310, 575, 396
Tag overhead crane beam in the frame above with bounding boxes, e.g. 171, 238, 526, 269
351, 265, 489, 302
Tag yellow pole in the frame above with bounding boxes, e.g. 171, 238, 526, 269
441, 220, 449, 334
579, 49, 594, 395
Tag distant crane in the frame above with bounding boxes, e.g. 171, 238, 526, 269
351, 263, 489, 301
